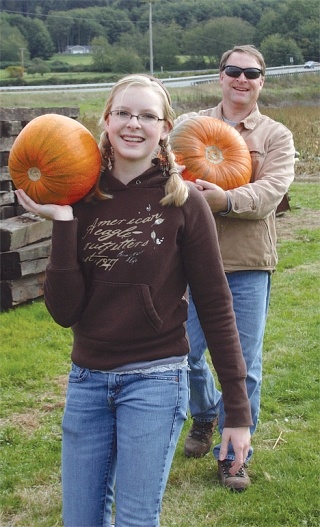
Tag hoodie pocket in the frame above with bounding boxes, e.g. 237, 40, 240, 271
78, 281, 163, 341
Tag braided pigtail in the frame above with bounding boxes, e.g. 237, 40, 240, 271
159, 137, 189, 207
85, 130, 113, 201
99, 130, 114, 171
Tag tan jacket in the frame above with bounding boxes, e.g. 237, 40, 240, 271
175, 102, 295, 272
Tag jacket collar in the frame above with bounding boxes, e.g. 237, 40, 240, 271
217, 101, 261, 130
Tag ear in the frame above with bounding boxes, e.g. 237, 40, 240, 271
104, 114, 110, 132
259, 76, 265, 91
160, 120, 172, 140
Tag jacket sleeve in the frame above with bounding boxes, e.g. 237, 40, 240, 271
182, 186, 252, 427
44, 219, 87, 327
226, 122, 295, 219
175, 108, 296, 221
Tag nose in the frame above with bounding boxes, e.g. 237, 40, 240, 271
237, 72, 247, 80
127, 115, 141, 126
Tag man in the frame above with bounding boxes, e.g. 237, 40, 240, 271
175, 45, 295, 491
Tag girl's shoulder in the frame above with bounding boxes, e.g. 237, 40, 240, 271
185, 182, 209, 205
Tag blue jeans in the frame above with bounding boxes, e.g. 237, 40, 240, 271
187, 270, 271, 462
62, 363, 189, 527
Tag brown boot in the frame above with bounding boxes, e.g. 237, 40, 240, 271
184, 418, 218, 458
217, 460, 251, 491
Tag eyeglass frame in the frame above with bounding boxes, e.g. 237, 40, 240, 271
109, 110, 165, 124
222, 65, 263, 79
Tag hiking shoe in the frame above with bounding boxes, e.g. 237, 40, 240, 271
217, 459, 251, 491
184, 418, 218, 458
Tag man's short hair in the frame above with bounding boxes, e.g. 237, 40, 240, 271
219, 45, 266, 76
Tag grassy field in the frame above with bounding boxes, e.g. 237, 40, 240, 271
0, 180, 319, 526
0, 74, 319, 526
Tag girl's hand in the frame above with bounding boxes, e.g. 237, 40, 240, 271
219, 426, 251, 475
15, 189, 74, 221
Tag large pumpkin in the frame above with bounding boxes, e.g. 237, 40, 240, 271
8, 114, 101, 205
170, 116, 252, 190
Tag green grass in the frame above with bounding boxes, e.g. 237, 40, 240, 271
0, 182, 319, 526
49, 53, 94, 67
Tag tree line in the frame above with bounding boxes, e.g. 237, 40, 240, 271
0, 0, 318, 74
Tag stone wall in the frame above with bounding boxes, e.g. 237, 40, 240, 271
0, 107, 79, 311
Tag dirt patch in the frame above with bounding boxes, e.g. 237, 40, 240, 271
276, 208, 319, 241
1, 376, 67, 433
276, 173, 319, 241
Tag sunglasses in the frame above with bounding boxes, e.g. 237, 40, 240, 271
222, 65, 262, 79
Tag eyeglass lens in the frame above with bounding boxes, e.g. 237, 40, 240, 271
223, 65, 262, 79
109, 110, 162, 124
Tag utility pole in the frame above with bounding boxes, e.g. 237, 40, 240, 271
20, 48, 25, 75
149, 2, 153, 76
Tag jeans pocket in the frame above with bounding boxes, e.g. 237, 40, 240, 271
68, 362, 90, 383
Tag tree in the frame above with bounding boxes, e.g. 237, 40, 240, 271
9, 15, 55, 59
260, 34, 304, 66
254, 9, 280, 47
0, 18, 29, 63
283, 0, 320, 61
254, 0, 319, 59
65, 6, 135, 46
5, 65, 24, 78
299, 20, 320, 61
90, 36, 113, 72
181, 17, 255, 61
111, 47, 144, 74
150, 23, 181, 70
27, 18, 55, 59
46, 12, 74, 53
27, 57, 51, 76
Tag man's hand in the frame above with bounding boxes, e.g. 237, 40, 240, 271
194, 179, 228, 213
219, 427, 251, 475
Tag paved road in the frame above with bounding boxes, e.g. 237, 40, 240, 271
0, 65, 319, 93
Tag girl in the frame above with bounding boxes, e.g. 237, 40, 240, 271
16, 74, 252, 527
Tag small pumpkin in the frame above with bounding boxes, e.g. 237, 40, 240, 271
8, 114, 101, 205
170, 116, 252, 190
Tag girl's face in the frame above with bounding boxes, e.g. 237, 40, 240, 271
105, 85, 171, 170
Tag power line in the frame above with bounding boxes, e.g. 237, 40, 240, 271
0, 8, 149, 26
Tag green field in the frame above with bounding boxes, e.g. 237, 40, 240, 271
0, 180, 319, 526
0, 70, 319, 526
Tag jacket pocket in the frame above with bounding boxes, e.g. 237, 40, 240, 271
217, 217, 276, 269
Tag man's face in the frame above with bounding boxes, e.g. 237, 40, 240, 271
219, 51, 264, 108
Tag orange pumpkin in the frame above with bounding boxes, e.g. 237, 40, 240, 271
170, 116, 252, 190
8, 114, 101, 205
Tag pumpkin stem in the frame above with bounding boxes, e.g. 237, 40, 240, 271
27, 167, 42, 181
205, 146, 224, 165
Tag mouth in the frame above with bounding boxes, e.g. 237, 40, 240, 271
233, 86, 249, 92
121, 135, 144, 143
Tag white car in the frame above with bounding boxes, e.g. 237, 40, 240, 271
304, 61, 316, 69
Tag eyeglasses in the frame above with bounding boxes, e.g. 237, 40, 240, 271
222, 65, 263, 79
109, 110, 165, 125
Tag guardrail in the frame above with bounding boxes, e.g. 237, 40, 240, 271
182, 65, 320, 86
0, 64, 319, 92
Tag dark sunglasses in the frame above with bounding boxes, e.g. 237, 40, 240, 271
222, 65, 262, 79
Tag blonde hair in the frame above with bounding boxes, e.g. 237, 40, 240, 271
90, 74, 189, 207
220, 45, 266, 76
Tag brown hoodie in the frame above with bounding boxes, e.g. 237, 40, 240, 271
44, 161, 252, 427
